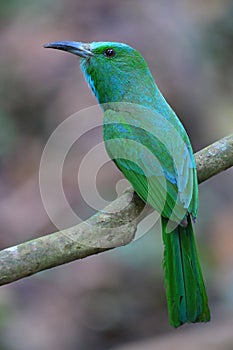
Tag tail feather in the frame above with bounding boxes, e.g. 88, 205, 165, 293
162, 215, 210, 327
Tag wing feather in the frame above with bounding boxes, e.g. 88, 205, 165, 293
103, 104, 197, 222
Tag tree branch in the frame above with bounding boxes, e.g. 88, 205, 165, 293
0, 134, 233, 286
195, 134, 233, 183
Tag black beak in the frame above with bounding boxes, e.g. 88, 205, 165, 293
43, 41, 93, 58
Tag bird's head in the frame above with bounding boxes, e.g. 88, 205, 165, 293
44, 41, 155, 106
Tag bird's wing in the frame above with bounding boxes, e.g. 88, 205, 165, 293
103, 103, 197, 222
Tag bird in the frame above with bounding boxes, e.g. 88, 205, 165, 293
44, 40, 210, 327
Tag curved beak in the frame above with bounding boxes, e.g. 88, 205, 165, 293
43, 41, 93, 58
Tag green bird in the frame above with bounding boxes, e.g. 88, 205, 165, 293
44, 41, 210, 327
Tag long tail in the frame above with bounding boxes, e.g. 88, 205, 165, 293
161, 215, 210, 327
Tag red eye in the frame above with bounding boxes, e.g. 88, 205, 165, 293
104, 48, 116, 58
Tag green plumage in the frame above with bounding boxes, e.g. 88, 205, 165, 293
162, 216, 210, 327
44, 40, 211, 327
103, 107, 210, 327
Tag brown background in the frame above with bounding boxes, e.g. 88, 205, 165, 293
0, 0, 233, 349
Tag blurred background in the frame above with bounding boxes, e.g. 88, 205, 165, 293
0, 0, 233, 349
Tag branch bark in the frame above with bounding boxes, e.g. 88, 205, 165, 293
0, 134, 233, 286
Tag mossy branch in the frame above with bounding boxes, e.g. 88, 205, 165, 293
0, 134, 233, 286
